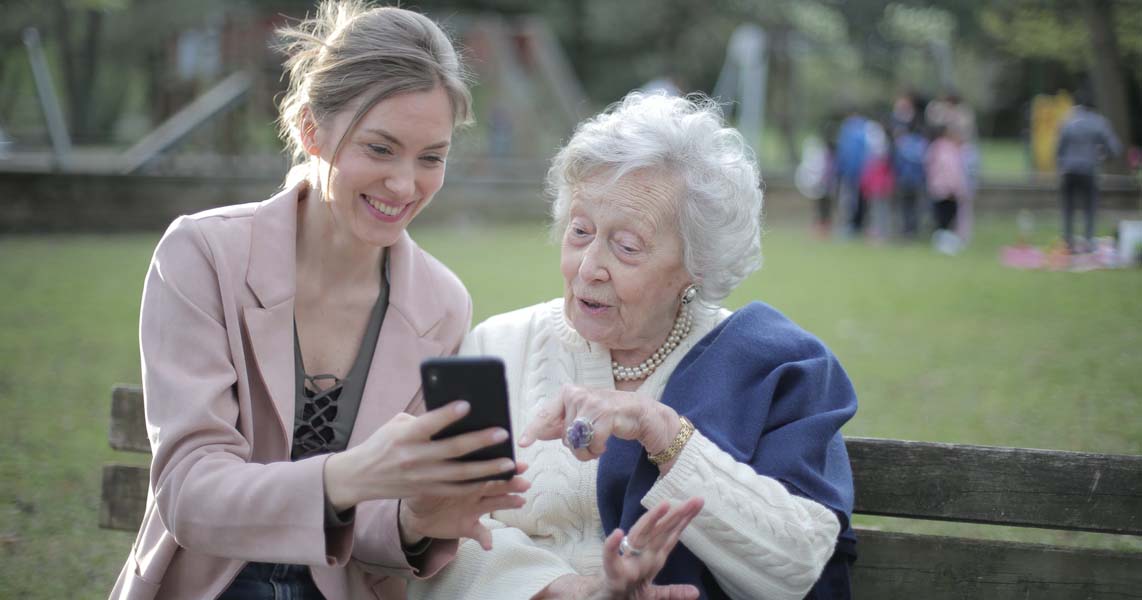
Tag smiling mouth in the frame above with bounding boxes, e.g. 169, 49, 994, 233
362, 194, 405, 217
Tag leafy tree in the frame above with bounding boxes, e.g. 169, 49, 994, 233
980, 0, 1138, 156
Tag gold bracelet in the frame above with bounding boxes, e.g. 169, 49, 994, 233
647, 416, 694, 465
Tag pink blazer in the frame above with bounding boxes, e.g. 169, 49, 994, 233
112, 182, 471, 599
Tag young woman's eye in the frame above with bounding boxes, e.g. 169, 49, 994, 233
420, 155, 445, 164
367, 144, 393, 156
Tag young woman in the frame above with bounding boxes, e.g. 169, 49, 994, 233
112, 3, 528, 598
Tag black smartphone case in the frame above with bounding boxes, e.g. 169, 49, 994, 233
420, 356, 515, 481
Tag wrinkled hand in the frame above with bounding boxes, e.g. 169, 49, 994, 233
518, 385, 679, 462
401, 461, 530, 550
596, 498, 705, 600
324, 400, 527, 512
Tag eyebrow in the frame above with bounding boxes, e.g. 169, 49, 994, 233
362, 128, 450, 151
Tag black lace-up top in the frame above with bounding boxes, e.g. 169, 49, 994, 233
292, 254, 390, 461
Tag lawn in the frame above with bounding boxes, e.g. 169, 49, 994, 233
2, 213, 1140, 597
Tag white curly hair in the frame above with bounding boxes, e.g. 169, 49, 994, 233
547, 92, 764, 306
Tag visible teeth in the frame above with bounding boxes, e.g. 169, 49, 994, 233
364, 195, 402, 216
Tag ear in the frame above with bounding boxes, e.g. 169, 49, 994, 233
299, 107, 321, 157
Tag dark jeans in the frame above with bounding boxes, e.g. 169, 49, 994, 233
218, 562, 325, 600
817, 194, 833, 227
849, 190, 867, 234
933, 196, 958, 231
1061, 172, 1097, 251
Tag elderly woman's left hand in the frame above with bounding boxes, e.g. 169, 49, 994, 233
518, 384, 681, 462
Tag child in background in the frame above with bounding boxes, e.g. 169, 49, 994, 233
925, 125, 968, 254
794, 134, 836, 237
860, 125, 894, 243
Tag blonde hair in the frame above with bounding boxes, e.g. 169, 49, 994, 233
276, 1, 472, 173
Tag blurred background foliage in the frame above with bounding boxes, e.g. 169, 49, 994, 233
1, 0, 1139, 171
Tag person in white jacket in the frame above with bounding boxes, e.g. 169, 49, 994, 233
411, 92, 858, 600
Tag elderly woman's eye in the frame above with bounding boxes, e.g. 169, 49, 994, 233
611, 237, 639, 254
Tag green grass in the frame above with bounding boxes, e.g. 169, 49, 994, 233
977, 138, 1032, 179
2, 213, 1141, 597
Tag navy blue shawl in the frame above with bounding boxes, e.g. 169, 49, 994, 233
597, 302, 858, 599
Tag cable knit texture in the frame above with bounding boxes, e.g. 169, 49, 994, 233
408, 299, 839, 600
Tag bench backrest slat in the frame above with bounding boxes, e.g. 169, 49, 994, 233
108, 387, 1142, 537
109, 385, 149, 453
849, 437, 1142, 536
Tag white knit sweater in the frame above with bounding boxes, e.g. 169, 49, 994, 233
408, 300, 840, 600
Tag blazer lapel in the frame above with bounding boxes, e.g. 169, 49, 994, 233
348, 232, 447, 447
243, 183, 302, 444
244, 302, 296, 441
347, 312, 444, 447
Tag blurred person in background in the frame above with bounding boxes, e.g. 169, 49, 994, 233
794, 132, 836, 238
835, 109, 870, 237
892, 121, 928, 239
111, 3, 529, 598
927, 92, 978, 244
890, 90, 918, 134
925, 124, 968, 255
949, 94, 979, 244
1055, 88, 1123, 253
410, 92, 858, 600
859, 119, 894, 243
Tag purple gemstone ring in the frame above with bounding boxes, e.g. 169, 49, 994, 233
564, 416, 596, 450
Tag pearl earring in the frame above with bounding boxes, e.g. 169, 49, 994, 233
680, 284, 698, 305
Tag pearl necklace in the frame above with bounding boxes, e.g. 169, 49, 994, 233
611, 306, 693, 382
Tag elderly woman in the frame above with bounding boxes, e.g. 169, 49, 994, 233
411, 93, 857, 599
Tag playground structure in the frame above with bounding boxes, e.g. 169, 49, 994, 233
10, 14, 587, 177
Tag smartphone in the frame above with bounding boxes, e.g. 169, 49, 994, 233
420, 356, 515, 481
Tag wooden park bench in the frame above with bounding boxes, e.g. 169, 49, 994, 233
101, 384, 1142, 597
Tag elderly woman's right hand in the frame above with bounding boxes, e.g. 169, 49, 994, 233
533, 498, 704, 600
595, 498, 704, 600
323, 400, 529, 541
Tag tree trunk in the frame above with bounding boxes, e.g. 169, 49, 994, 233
51, 0, 76, 135
662, 0, 690, 84
1081, 0, 1131, 171
0, 53, 18, 121
144, 47, 164, 127
569, 0, 587, 87
771, 25, 800, 169
74, 9, 102, 140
